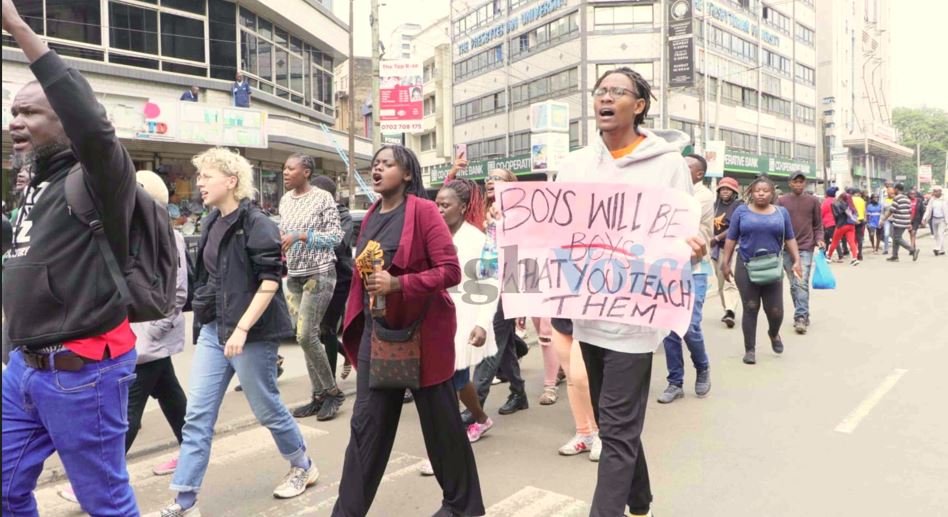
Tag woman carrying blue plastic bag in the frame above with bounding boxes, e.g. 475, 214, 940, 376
811, 249, 837, 290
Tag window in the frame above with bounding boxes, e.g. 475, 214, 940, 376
762, 5, 791, 35
707, 78, 758, 109
453, 0, 504, 38
160, 13, 205, 62
424, 95, 437, 116
593, 5, 654, 30
423, 62, 436, 83
110, 3, 158, 54
511, 67, 577, 108
721, 128, 757, 153
761, 93, 791, 118
763, 49, 791, 76
596, 62, 655, 83
454, 91, 506, 124
209, 0, 237, 80
467, 136, 506, 160
698, 23, 758, 64
162, 0, 205, 15
510, 131, 530, 155
795, 63, 815, 85
796, 104, 815, 124
454, 45, 503, 82
795, 144, 816, 162
569, 120, 579, 148
761, 137, 791, 158
47, 0, 102, 45
511, 13, 579, 61
671, 119, 699, 141
421, 132, 437, 151
795, 23, 815, 46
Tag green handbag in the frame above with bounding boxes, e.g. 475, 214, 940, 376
743, 209, 787, 285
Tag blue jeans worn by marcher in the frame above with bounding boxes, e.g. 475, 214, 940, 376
2, 348, 139, 517
662, 274, 709, 387
171, 322, 306, 493
783, 250, 813, 321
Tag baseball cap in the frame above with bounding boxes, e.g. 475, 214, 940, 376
790, 172, 807, 180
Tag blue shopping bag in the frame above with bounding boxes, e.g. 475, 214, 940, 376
812, 250, 836, 290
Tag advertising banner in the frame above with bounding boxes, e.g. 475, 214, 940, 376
918, 164, 933, 184
667, 0, 694, 37
668, 37, 695, 88
379, 59, 423, 134
704, 140, 726, 178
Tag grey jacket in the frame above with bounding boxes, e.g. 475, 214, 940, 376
132, 230, 187, 364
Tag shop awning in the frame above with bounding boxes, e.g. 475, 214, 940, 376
842, 135, 914, 159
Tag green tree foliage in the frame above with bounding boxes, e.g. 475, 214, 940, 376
892, 107, 948, 189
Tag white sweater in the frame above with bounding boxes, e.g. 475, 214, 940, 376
555, 129, 694, 354
451, 222, 499, 370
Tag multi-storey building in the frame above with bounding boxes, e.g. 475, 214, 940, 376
816, 0, 911, 190
2, 0, 374, 224
441, 0, 822, 189
389, 23, 423, 59
334, 57, 373, 139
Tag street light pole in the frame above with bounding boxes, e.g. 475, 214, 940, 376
371, 0, 381, 151
347, 0, 356, 209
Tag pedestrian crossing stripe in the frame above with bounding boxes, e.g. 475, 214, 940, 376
485, 486, 590, 517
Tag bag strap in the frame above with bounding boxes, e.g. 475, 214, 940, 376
373, 295, 434, 333
65, 166, 132, 304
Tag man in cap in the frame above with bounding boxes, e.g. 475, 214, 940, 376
777, 172, 824, 334
710, 177, 742, 328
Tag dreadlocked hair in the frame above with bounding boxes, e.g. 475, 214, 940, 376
744, 175, 778, 204
372, 145, 428, 199
594, 67, 655, 129
443, 178, 485, 230
288, 153, 317, 180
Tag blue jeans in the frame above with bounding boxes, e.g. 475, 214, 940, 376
2, 348, 139, 517
784, 250, 813, 321
662, 274, 709, 387
171, 322, 306, 493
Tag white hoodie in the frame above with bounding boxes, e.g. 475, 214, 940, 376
555, 128, 694, 354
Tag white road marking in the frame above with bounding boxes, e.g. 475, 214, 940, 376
834, 368, 908, 434
485, 486, 590, 517
34, 425, 328, 516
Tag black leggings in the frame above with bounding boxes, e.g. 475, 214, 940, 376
734, 261, 784, 351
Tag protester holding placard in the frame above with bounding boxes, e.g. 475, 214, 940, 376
335, 145, 483, 517
552, 67, 706, 517
721, 176, 803, 366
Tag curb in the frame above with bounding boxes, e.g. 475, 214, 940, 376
36, 386, 358, 488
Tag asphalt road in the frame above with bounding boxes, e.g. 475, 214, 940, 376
30, 233, 948, 517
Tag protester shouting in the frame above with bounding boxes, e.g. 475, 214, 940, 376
776, 172, 824, 334
555, 67, 706, 517
333, 145, 484, 517
152, 148, 313, 516
722, 176, 803, 365
2, 4, 142, 513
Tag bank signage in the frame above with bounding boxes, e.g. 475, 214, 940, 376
724, 150, 816, 177
429, 153, 534, 184
458, 0, 567, 55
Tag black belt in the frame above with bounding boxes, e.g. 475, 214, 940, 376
21, 349, 98, 372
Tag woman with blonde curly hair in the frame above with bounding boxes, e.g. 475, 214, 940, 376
151, 148, 316, 517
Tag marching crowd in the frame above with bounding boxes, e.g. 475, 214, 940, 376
1, 3, 946, 517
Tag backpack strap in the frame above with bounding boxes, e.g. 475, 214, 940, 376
65, 166, 132, 304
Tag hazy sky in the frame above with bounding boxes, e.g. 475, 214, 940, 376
339, 0, 947, 113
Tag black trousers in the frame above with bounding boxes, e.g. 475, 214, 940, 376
320, 276, 351, 376
855, 223, 866, 260
125, 356, 187, 452
473, 301, 526, 405
332, 317, 485, 517
580, 343, 652, 517
734, 260, 784, 351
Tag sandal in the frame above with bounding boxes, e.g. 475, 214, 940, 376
340, 360, 352, 380
539, 386, 558, 405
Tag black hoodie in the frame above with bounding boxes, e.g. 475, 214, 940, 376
1, 51, 137, 349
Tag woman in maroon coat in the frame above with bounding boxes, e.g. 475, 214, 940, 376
333, 145, 484, 517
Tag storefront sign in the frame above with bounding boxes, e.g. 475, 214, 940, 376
458, 0, 567, 55
694, 0, 781, 47
668, 0, 694, 38
379, 60, 423, 134
918, 164, 933, 184
704, 140, 726, 178
668, 37, 695, 88
724, 150, 816, 177
429, 153, 533, 184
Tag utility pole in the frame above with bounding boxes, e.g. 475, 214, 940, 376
347, 0, 356, 208
371, 0, 382, 151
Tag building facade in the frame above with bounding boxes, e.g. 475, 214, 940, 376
441, 0, 821, 189
389, 23, 423, 60
816, 0, 911, 190
334, 57, 373, 138
2, 0, 374, 227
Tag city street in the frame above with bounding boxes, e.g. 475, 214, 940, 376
30, 233, 947, 517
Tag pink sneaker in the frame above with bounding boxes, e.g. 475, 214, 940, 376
153, 456, 178, 476
466, 418, 494, 443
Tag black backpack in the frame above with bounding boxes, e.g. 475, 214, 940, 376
65, 166, 178, 323
183, 249, 196, 312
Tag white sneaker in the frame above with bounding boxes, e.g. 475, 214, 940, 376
420, 459, 435, 476
589, 434, 602, 462
557, 433, 594, 456
144, 503, 201, 517
273, 461, 319, 499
